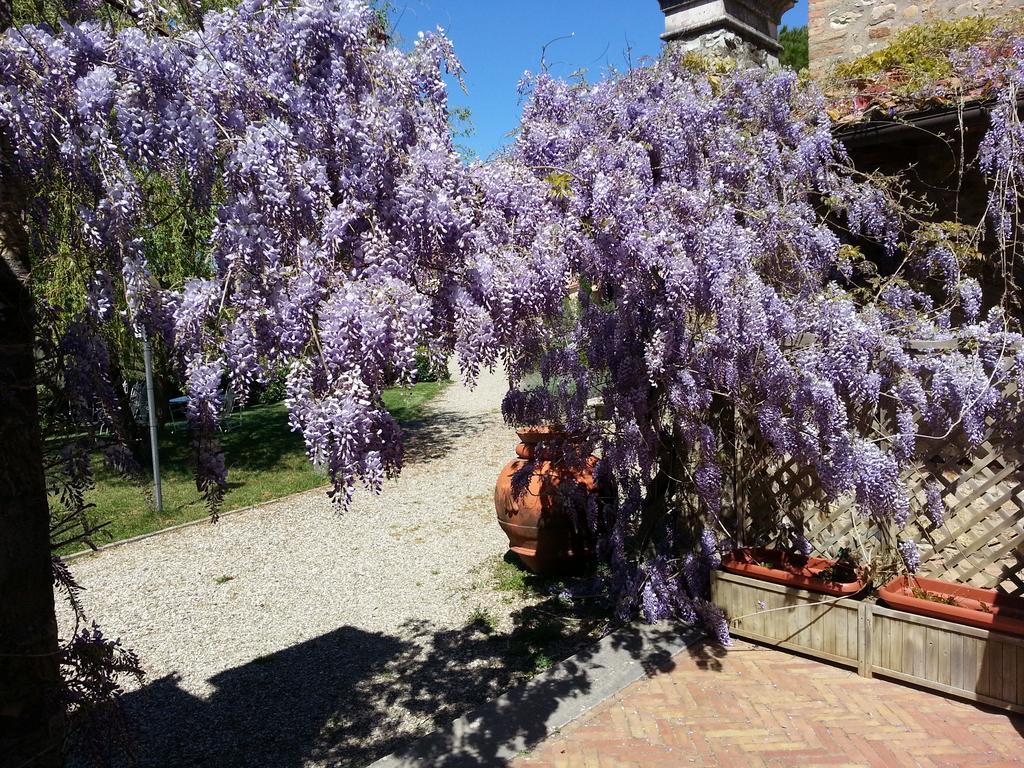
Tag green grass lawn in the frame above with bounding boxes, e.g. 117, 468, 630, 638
60, 381, 447, 555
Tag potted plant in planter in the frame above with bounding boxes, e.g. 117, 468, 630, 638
879, 574, 1024, 637
721, 545, 867, 597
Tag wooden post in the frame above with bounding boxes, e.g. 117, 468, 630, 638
858, 602, 873, 678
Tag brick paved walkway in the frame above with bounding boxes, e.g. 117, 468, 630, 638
514, 640, 1024, 768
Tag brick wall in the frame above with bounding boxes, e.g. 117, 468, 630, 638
809, 0, 1022, 69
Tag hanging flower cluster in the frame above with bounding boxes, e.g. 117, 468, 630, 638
0, 0, 559, 508
3, 0, 1023, 638
501, 51, 1024, 624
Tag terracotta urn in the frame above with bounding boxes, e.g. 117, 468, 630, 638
494, 426, 597, 575
721, 546, 868, 597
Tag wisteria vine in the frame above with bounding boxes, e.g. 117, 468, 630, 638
501, 50, 1024, 628
0, 0, 559, 510
2, 0, 1024, 743
0, 0, 556, 752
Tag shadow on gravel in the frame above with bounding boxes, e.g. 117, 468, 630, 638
379, 622, 694, 768
104, 598, 686, 768
399, 407, 495, 466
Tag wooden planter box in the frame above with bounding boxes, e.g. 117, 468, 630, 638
712, 568, 867, 669
712, 570, 1024, 714
870, 603, 1024, 713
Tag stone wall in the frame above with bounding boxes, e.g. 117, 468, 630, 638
809, 0, 1023, 69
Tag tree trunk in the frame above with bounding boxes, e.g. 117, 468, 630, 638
0, 185, 65, 763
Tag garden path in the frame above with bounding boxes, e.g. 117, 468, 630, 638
60, 364, 550, 768
514, 639, 1024, 768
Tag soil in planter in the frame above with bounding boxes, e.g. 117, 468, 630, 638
721, 546, 867, 597
911, 587, 960, 606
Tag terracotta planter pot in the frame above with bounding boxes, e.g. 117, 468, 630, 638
879, 575, 1024, 637
494, 426, 597, 575
721, 546, 867, 597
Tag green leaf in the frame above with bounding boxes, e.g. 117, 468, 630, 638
544, 171, 574, 200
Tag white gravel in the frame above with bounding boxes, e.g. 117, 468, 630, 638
60, 365, 549, 768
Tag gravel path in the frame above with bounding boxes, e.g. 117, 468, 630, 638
60, 365, 560, 768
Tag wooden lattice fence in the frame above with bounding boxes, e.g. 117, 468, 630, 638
725, 342, 1024, 597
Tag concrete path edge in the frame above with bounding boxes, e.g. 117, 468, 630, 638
368, 622, 705, 768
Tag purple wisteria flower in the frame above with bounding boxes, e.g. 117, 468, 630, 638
924, 481, 945, 528
497, 50, 1024, 622
898, 539, 922, 574
3, 0, 1023, 635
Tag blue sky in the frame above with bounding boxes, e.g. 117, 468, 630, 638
392, 0, 809, 159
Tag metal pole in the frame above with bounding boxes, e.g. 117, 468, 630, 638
142, 329, 163, 513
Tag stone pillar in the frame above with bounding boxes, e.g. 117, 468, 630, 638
659, 0, 797, 68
